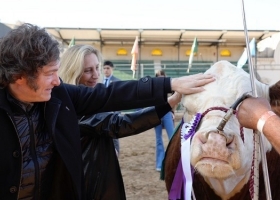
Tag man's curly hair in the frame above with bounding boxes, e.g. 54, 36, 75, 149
0, 23, 60, 88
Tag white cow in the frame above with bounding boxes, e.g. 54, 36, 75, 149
163, 60, 280, 200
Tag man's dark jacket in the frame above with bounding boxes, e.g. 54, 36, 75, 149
0, 76, 171, 200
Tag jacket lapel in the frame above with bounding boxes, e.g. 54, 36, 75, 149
45, 97, 61, 134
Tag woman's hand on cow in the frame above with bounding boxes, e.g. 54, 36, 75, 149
171, 73, 215, 94
168, 92, 182, 108
237, 97, 272, 130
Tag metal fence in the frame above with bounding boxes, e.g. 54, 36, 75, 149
112, 62, 250, 80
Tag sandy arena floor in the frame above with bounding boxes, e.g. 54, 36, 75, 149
118, 113, 183, 200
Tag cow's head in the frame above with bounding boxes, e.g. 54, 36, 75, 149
182, 60, 272, 199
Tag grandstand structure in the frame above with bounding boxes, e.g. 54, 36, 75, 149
43, 27, 279, 83
2, 23, 280, 84
0, 23, 12, 38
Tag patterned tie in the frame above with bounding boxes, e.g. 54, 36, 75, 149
104, 79, 108, 87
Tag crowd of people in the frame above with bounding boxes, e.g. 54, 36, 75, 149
0, 23, 280, 200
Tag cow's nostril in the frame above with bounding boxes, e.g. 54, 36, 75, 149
225, 134, 234, 146
198, 131, 210, 144
200, 130, 234, 145
217, 130, 234, 145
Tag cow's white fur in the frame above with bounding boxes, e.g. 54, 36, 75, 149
182, 60, 272, 200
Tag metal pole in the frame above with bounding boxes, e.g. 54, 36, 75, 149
241, 0, 272, 199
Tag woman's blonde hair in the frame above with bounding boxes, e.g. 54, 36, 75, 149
59, 45, 102, 85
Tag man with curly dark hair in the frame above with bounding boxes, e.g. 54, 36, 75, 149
0, 24, 60, 90
0, 23, 215, 200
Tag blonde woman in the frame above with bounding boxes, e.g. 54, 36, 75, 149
58, 45, 182, 200
59, 44, 120, 156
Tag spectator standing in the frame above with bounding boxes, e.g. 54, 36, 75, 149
103, 60, 121, 155
103, 60, 120, 87
154, 70, 175, 171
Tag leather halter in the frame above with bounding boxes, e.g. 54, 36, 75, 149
200, 106, 244, 143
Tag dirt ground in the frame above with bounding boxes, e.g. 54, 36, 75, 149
118, 113, 183, 200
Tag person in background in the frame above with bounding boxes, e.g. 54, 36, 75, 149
0, 23, 215, 200
154, 69, 176, 171
103, 60, 120, 87
102, 60, 121, 156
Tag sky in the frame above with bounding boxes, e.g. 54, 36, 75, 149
0, 0, 280, 30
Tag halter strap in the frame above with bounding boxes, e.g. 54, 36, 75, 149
201, 106, 244, 143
